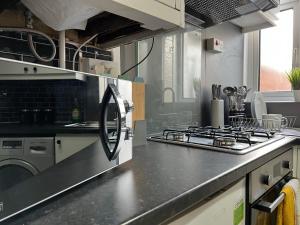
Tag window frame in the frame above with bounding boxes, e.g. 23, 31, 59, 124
244, 2, 297, 102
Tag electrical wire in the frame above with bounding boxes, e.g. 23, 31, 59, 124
0, 27, 56, 62
119, 37, 155, 78
72, 33, 99, 70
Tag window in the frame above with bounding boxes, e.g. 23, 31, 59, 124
259, 9, 294, 92
162, 35, 177, 103
138, 30, 202, 103
183, 32, 202, 99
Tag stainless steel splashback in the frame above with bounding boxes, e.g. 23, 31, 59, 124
185, 0, 279, 28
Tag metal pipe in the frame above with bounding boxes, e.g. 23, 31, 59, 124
59, 30, 66, 69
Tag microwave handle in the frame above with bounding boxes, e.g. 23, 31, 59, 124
252, 192, 285, 213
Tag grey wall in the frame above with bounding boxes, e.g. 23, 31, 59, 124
201, 23, 245, 125
127, 22, 245, 134
138, 32, 202, 134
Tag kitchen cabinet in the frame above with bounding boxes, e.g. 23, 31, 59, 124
55, 134, 99, 163
155, 0, 176, 9
231, 10, 277, 33
101, 0, 185, 30
167, 178, 246, 225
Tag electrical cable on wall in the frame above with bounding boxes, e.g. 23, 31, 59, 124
72, 33, 99, 70
119, 37, 155, 78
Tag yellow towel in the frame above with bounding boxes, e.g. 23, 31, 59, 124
276, 185, 296, 225
288, 179, 300, 225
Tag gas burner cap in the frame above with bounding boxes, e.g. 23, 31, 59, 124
213, 136, 236, 147
234, 131, 251, 140
169, 133, 185, 141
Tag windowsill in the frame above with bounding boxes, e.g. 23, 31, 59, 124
245, 91, 295, 103
245, 100, 296, 103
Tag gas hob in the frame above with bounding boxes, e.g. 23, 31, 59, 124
147, 126, 285, 154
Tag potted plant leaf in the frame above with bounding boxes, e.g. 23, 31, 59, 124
287, 68, 300, 101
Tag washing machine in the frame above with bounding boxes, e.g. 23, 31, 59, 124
0, 137, 54, 192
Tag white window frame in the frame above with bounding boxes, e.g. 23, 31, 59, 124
244, 1, 298, 102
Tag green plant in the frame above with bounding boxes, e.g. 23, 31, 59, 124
287, 68, 300, 90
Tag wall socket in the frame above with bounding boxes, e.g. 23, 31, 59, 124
206, 38, 224, 53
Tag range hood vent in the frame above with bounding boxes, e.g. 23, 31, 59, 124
185, 0, 279, 28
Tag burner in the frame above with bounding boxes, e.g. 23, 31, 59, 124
171, 133, 185, 141
234, 131, 252, 140
213, 136, 236, 147
165, 132, 185, 141
148, 125, 285, 154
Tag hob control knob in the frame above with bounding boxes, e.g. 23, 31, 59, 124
282, 161, 291, 169
261, 175, 273, 186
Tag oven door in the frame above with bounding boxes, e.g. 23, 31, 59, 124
250, 174, 292, 225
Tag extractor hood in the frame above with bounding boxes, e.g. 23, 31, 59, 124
185, 0, 279, 28
0, 58, 86, 81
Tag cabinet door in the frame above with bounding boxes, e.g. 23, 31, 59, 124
108, 0, 185, 29
156, 0, 176, 8
168, 178, 246, 225
55, 134, 99, 163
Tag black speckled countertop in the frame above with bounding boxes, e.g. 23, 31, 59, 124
2, 134, 299, 225
0, 124, 99, 136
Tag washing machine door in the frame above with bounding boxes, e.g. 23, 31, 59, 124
0, 159, 39, 192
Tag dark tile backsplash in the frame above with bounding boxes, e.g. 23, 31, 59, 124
0, 32, 112, 70
0, 80, 86, 123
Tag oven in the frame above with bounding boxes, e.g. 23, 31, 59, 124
247, 149, 293, 225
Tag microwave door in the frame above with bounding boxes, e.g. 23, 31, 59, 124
99, 83, 132, 161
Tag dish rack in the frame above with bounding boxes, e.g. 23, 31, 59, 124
229, 116, 297, 132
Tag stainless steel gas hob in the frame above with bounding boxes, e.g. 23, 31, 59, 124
147, 126, 285, 154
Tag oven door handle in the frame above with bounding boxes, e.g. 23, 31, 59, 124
252, 192, 285, 213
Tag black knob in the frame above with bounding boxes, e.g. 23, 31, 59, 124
24, 67, 28, 73
261, 175, 272, 186
282, 161, 291, 169
56, 140, 61, 145
33, 67, 37, 73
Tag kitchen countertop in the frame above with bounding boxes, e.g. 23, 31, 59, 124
2, 133, 298, 225
0, 124, 99, 136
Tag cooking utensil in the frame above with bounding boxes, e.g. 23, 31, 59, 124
217, 85, 221, 99
212, 84, 218, 99
237, 86, 247, 96
223, 87, 235, 96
